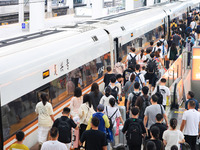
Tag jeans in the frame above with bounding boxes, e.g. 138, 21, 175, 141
185, 135, 197, 150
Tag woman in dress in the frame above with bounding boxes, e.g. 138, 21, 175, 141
35, 93, 54, 148
70, 87, 83, 117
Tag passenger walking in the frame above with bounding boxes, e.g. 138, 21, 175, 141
154, 51, 165, 78
86, 104, 110, 134
140, 66, 147, 76
152, 78, 170, 109
123, 73, 135, 118
133, 64, 146, 88
103, 66, 115, 87
35, 93, 54, 147
190, 19, 197, 30
126, 82, 141, 115
105, 98, 124, 146
9, 131, 29, 150
115, 74, 123, 101
159, 35, 168, 61
143, 95, 168, 137
53, 107, 78, 149
172, 31, 181, 50
146, 41, 154, 52
144, 126, 164, 150
145, 53, 158, 92
80, 117, 108, 150
113, 57, 125, 75
123, 64, 134, 86
196, 22, 200, 39
126, 47, 137, 68
70, 87, 83, 117
169, 43, 178, 65
41, 127, 67, 150
122, 107, 146, 150
185, 91, 199, 111
150, 114, 167, 141
89, 83, 103, 111
78, 94, 95, 137
185, 37, 194, 67
163, 118, 185, 150
100, 87, 115, 107
107, 76, 119, 103
136, 49, 146, 67
180, 100, 200, 150
135, 86, 151, 120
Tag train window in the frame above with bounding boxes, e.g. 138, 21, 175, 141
1, 52, 111, 143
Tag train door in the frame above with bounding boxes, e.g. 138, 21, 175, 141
114, 37, 122, 63
0, 93, 4, 150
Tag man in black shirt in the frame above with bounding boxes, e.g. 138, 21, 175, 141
80, 117, 107, 150
53, 107, 78, 148
150, 114, 167, 141
122, 107, 146, 150
103, 66, 115, 87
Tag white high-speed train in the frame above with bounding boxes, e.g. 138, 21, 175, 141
0, 0, 200, 149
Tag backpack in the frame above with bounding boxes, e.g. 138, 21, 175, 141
195, 15, 199, 21
196, 25, 200, 33
135, 73, 142, 87
152, 47, 156, 53
128, 54, 137, 68
131, 92, 141, 107
126, 119, 143, 146
57, 118, 71, 143
140, 96, 150, 118
106, 106, 118, 130
171, 23, 177, 31
181, 142, 191, 150
155, 86, 163, 105
147, 59, 157, 73
108, 86, 119, 100
93, 113, 105, 133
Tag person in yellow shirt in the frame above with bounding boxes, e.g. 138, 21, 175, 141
86, 104, 110, 134
9, 130, 29, 150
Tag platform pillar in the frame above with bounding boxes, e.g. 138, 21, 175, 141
67, 0, 74, 14
125, 0, 134, 11
92, 0, 103, 18
19, 0, 24, 23
29, 0, 45, 32
46, 0, 52, 17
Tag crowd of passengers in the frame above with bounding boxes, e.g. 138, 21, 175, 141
9, 9, 200, 150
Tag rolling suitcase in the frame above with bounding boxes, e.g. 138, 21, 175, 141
113, 125, 128, 150
119, 106, 126, 122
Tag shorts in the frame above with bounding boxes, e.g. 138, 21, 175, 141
145, 73, 157, 87
38, 126, 51, 144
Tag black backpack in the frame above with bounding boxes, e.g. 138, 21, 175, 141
106, 106, 118, 130
57, 118, 71, 143
131, 92, 141, 107
195, 15, 199, 21
126, 119, 143, 146
128, 54, 137, 68
140, 96, 151, 118
155, 86, 163, 105
108, 85, 119, 100
147, 59, 157, 73
197, 26, 200, 33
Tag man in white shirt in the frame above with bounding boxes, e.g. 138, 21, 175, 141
190, 19, 197, 30
180, 100, 200, 150
126, 47, 137, 68
152, 78, 170, 109
41, 127, 68, 150
159, 35, 168, 61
